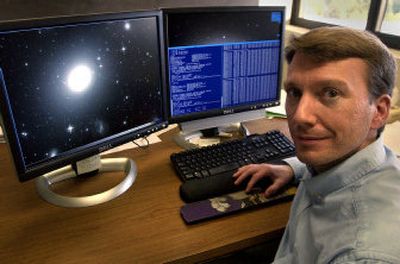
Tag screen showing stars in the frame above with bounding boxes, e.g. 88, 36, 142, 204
167, 11, 282, 47
0, 15, 164, 167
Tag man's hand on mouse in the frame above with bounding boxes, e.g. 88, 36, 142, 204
233, 163, 294, 197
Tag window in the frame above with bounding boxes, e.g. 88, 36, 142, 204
375, 0, 400, 48
291, 0, 400, 49
380, 0, 400, 35
296, 0, 371, 29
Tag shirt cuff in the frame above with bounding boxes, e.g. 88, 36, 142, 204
283, 156, 306, 182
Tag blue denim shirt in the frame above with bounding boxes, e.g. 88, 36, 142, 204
273, 137, 400, 264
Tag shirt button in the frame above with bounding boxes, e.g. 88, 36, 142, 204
313, 193, 323, 204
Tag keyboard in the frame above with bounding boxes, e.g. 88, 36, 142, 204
170, 130, 296, 202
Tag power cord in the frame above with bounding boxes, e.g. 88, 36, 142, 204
132, 136, 150, 149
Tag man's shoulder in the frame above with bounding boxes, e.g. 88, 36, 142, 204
346, 168, 400, 263
329, 249, 400, 264
326, 155, 400, 263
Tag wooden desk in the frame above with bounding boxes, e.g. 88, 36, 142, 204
0, 118, 292, 263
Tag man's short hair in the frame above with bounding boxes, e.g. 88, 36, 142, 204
285, 26, 397, 99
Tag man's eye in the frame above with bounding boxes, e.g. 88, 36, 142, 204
323, 88, 339, 98
286, 88, 302, 98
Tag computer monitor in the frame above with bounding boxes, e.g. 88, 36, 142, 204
0, 11, 168, 207
163, 7, 285, 146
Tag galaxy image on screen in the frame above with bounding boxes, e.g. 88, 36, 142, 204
167, 11, 282, 47
0, 16, 163, 167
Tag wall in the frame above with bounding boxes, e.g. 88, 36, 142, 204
0, 0, 257, 21
0, 1, 155, 21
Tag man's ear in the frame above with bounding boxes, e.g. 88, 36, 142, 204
371, 94, 391, 129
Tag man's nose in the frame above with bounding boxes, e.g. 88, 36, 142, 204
291, 94, 318, 127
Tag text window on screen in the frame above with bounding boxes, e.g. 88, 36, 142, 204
168, 40, 280, 116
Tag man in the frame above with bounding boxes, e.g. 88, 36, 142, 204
233, 26, 400, 263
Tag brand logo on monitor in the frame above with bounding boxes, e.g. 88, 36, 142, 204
99, 144, 113, 152
223, 109, 234, 114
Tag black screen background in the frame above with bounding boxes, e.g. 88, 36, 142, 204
167, 11, 282, 47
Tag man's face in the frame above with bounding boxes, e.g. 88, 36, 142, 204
284, 52, 384, 172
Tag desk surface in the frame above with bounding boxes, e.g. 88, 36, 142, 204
0, 118, 292, 263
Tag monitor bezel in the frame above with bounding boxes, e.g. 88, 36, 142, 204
0, 10, 169, 182
162, 6, 286, 124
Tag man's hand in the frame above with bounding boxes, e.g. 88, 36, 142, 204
233, 163, 294, 197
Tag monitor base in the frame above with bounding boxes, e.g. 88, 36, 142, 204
35, 157, 136, 208
174, 123, 250, 150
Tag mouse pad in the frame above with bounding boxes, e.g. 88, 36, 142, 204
180, 187, 296, 224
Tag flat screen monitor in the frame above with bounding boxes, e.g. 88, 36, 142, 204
0, 11, 168, 207
163, 7, 285, 142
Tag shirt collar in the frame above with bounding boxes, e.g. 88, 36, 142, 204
302, 136, 386, 203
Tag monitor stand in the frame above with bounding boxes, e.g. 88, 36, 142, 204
35, 155, 136, 208
174, 123, 246, 149
174, 109, 264, 149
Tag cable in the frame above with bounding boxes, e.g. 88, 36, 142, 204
132, 136, 150, 149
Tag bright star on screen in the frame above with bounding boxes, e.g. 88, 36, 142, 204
67, 65, 93, 92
